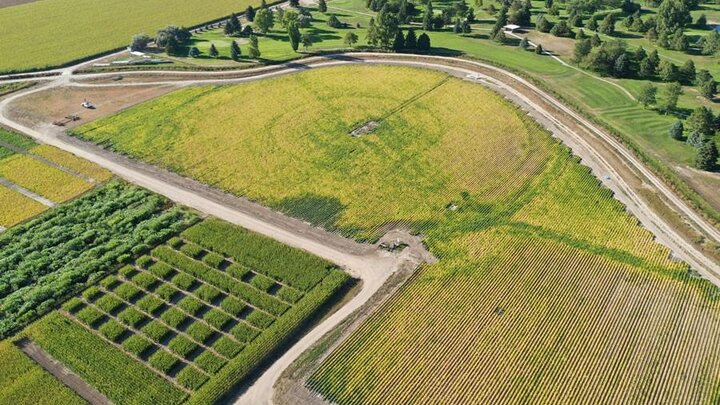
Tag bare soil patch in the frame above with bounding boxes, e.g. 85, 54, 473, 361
525, 31, 575, 57
7, 84, 175, 129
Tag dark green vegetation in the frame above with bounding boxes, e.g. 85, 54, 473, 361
14, 219, 349, 404
0, 181, 195, 338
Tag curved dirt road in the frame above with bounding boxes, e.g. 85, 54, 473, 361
1, 53, 719, 404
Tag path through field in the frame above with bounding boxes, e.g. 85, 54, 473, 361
0, 52, 719, 404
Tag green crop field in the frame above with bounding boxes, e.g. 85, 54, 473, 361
0, 0, 262, 73
8, 218, 348, 404
74, 65, 720, 402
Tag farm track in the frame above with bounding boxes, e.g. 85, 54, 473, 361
0, 52, 719, 404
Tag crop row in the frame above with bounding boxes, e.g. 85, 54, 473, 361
0, 181, 197, 338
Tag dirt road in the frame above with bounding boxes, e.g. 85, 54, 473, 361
1, 52, 719, 404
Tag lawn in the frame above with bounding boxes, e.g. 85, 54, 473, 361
0, 0, 264, 73
73, 65, 720, 401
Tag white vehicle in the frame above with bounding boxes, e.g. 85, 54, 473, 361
81, 100, 96, 109
466, 73, 482, 81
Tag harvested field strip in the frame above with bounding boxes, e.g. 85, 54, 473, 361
30, 144, 112, 182
0, 154, 91, 202
22, 312, 187, 405
0, 340, 85, 405
0, 183, 48, 227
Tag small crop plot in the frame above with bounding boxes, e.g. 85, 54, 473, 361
15, 218, 349, 403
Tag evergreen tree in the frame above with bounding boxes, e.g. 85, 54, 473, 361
494, 30, 507, 43
209, 43, 219, 57
417, 32, 431, 51
695, 140, 719, 171
702, 30, 720, 55
519, 37, 529, 49
289, 0, 299, 7
188, 46, 201, 58
344, 31, 359, 46
393, 30, 406, 51
575, 28, 586, 40
659, 60, 679, 82
698, 70, 717, 100
288, 23, 301, 51
535, 43, 544, 54
423, 1, 434, 31
662, 82, 682, 113
669, 120, 684, 140
599, 14, 615, 35
246, 6, 256, 22
376, 6, 400, 49
224, 13, 242, 35
587, 17, 597, 31
165, 35, 180, 56
614, 53, 630, 77
545, 0, 553, 9
639, 57, 655, 78
254, 9, 275, 33
405, 29, 418, 49
248, 34, 261, 58
680, 59, 696, 84
536, 14, 552, 33
591, 33, 602, 47
490, 6, 508, 37
318, 0, 328, 12
573, 39, 592, 62
261, 0, 268, 8
696, 13, 707, 28
687, 130, 706, 148
367, 18, 380, 46
302, 32, 313, 49
634, 46, 646, 62
687, 106, 715, 137
230, 40, 241, 60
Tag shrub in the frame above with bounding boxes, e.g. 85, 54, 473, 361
195, 284, 221, 302
176, 366, 209, 390
99, 319, 127, 342
171, 272, 195, 290
95, 294, 123, 313
149, 350, 179, 373
220, 297, 246, 316
168, 335, 198, 358
160, 307, 188, 328
195, 351, 227, 373
202, 252, 225, 269
230, 323, 259, 343
118, 307, 147, 327
178, 296, 205, 315
246, 310, 275, 329
136, 255, 155, 269
62, 297, 84, 313
180, 242, 204, 259
213, 335, 243, 358
77, 306, 105, 327
204, 308, 232, 330
136, 295, 164, 314
122, 334, 153, 356
142, 320, 171, 342
276, 286, 304, 303
186, 321, 214, 343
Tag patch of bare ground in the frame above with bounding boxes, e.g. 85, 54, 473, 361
525, 31, 576, 57
0, 0, 37, 9
273, 257, 421, 405
6, 84, 175, 129
675, 165, 720, 213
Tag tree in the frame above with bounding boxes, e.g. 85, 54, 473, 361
165, 35, 180, 56
576, 28, 587, 40
614, 53, 630, 77
462, 19, 471, 33
248, 34, 261, 58
687, 107, 715, 137
376, 6, 400, 49
491, 6, 508, 37
587, 17, 598, 31
288, 23, 301, 51
405, 29, 418, 49
639, 57, 654, 78
661, 82, 682, 113
328, 15, 343, 28
599, 14, 616, 35
658, 59, 679, 82
696, 13, 707, 28
545, 0, 553, 9
551, 20, 572, 37
695, 140, 719, 171
246, 6, 256, 22
129, 33, 151, 52
519, 37, 529, 49
494, 30, 507, 43
254, 9, 275, 33
687, 130, 706, 148
417, 32, 431, 51
156, 26, 191, 48
188, 46, 201, 58
698, 70, 717, 100
656, 0, 691, 35
289, 0, 299, 7
367, 17, 380, 46
536, 14, 552, 33
591, 33, 602, 47
508, 0, 532, 26
680, 59, 695, 84
573, 39, 592, 62
261, 0, 268, 8
637, 83, 657, 108
702, 30, 720, 55
393, 30, 405, 51
302, 32, 313, 49
633, 46, 647, 62
209, 43, 219, 58
423, 1, 434, 30
535, 43, 544, 54
318, 0, 328, 12
669, 120, 684, 140
344, 31, 359, 46
224, 13, 242, 35
230, 40, 241, 60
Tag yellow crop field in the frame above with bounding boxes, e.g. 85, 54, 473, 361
0, 155, 92, 203
31, 144, 112, 182
0, 185, 47, 228
0, 0, 259, 74
74, 65, 720, 402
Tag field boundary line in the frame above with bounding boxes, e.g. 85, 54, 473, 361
15, 337, 113, 405
0, 176, 55, 206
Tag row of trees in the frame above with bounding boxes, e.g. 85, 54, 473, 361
665, 108, 719, 170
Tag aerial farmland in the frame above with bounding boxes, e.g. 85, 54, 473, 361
0, 0, 719, 403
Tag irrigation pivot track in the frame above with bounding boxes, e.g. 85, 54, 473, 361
0, 52, 719, 404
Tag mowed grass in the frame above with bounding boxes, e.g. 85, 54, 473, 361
0, 0, 261, 73
75, 65, 720, 402
0, 340, 85, 405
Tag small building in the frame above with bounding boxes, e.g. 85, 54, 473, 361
503, 24, 521, 33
